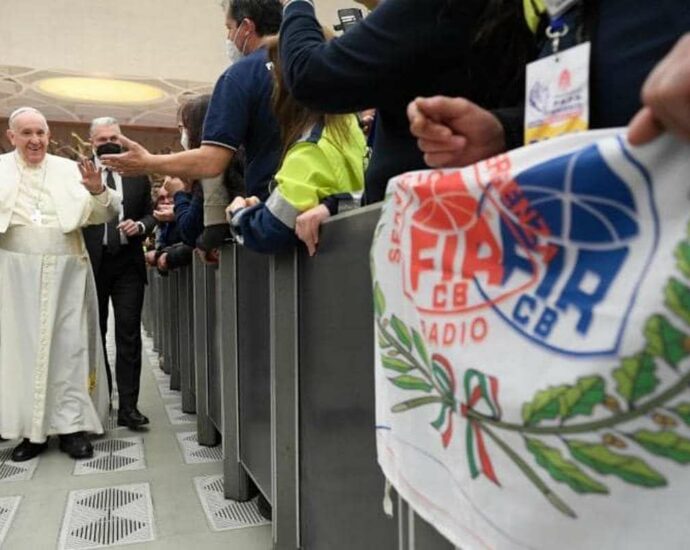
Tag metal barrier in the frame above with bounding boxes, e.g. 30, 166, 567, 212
145, 207, 459, 549
193, 256, 220, 447
179, 265, 196, 413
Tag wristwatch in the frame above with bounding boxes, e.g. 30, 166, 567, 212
136, 221, 146, 235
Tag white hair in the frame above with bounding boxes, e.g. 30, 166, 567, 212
8, 107, 48, 131
90, 116, 120, 136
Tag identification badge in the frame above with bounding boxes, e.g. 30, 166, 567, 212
524, 41, 590, 145
31, 208, 43, 225
543, 0, 580, 17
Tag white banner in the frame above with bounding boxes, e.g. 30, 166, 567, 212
372, 130, 690, 549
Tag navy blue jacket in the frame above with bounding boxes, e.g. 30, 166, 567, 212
174, 190, 204, 247
280, 0, 532, 204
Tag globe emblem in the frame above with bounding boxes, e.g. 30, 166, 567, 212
502, 144, 640, 252
411, 171, 479, 233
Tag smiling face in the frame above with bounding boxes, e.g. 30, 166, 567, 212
7, 111, 50, 166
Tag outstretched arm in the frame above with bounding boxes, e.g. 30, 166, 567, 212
101, 136, 233, 179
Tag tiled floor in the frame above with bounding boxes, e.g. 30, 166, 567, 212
0, 328, 271, 549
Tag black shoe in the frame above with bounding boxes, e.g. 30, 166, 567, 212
11, 439, 48, 462
59, 432, 93, 459
117, 408, 150, 430
256, 494, 272, 521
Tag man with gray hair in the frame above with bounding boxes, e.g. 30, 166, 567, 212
0, 107, 121, 461
83, 117, 155, 430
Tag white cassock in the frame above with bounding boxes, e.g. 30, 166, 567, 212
0, 151, 121, 443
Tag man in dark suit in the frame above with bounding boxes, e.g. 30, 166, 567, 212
83, 117, 156, 430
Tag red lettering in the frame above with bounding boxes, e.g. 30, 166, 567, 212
453, 282, 468, 308
441, 234, 459, 282
443, 323, 456, 345
410, 226, 438, 291
388, 249, 401, 263
433, 284, 447, 308
471, 317, 488, 342
428, 323, 439, 345
462, 217, 503, 285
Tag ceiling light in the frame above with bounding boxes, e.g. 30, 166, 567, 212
35, 77, 165, 104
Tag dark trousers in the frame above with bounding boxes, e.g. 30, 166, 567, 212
96, 246, 145, 412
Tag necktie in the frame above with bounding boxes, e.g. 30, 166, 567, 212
105, 170, 121, 253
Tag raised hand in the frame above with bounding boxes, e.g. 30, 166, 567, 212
408, 96, 506, 168
78, 158, 104, 194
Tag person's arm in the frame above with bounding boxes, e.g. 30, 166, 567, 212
280, 0, 465, 112
136, 176, 157, 233
164, 243, 194, 270
102, 138, 233, 179
174, 191, 205, 247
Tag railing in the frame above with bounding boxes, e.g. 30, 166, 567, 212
142, 206, 457, 549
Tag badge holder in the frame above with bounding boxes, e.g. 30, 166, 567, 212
524, 16, 591, 145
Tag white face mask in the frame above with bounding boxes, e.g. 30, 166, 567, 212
180, 129, 190, 150
226, 38, 243, 64
226, 21, 248, 64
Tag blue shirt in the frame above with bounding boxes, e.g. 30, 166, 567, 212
202, 48, 281, 200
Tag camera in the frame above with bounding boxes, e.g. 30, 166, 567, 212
333, 8, 363, 33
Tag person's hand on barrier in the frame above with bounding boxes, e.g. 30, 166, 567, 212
101, 135, 153, 176
78, 158, 104, 194
226, 196, 247, 223
629, 33, 690, 145
295, 204, 331, 257
157, 253, 168, 272
153, 204, 175, 223
145, 250, 157, 267
118, 219, 142, 237
194, 247, 219, 265
408, 96, 506, 168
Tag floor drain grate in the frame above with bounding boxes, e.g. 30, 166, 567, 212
74, 437, 145, 476
164, 403, 196, 425
175, 432, 222, 464
59, 483, 155, 550
0, 496, 21, 547
0, 449, 39, 482
194, 475, 269, 531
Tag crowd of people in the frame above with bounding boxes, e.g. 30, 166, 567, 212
0, 0, 689, 519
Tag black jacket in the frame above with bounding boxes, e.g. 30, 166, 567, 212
280, 0, 532, 203
83, 173, 155, 281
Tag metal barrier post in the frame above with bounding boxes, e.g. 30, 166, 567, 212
236, 247, 272, 499
168, 271, 181, 390
296, 205, 397, 549
271, 251, 300, 550
193, 255, 219, 446
218, 245, 252, 501
180, 265, 196, 413
161, 275, 172, 375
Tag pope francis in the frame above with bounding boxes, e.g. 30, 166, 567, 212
0, 107, 121, 461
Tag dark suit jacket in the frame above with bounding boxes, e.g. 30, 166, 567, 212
83, 173, 156, 282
